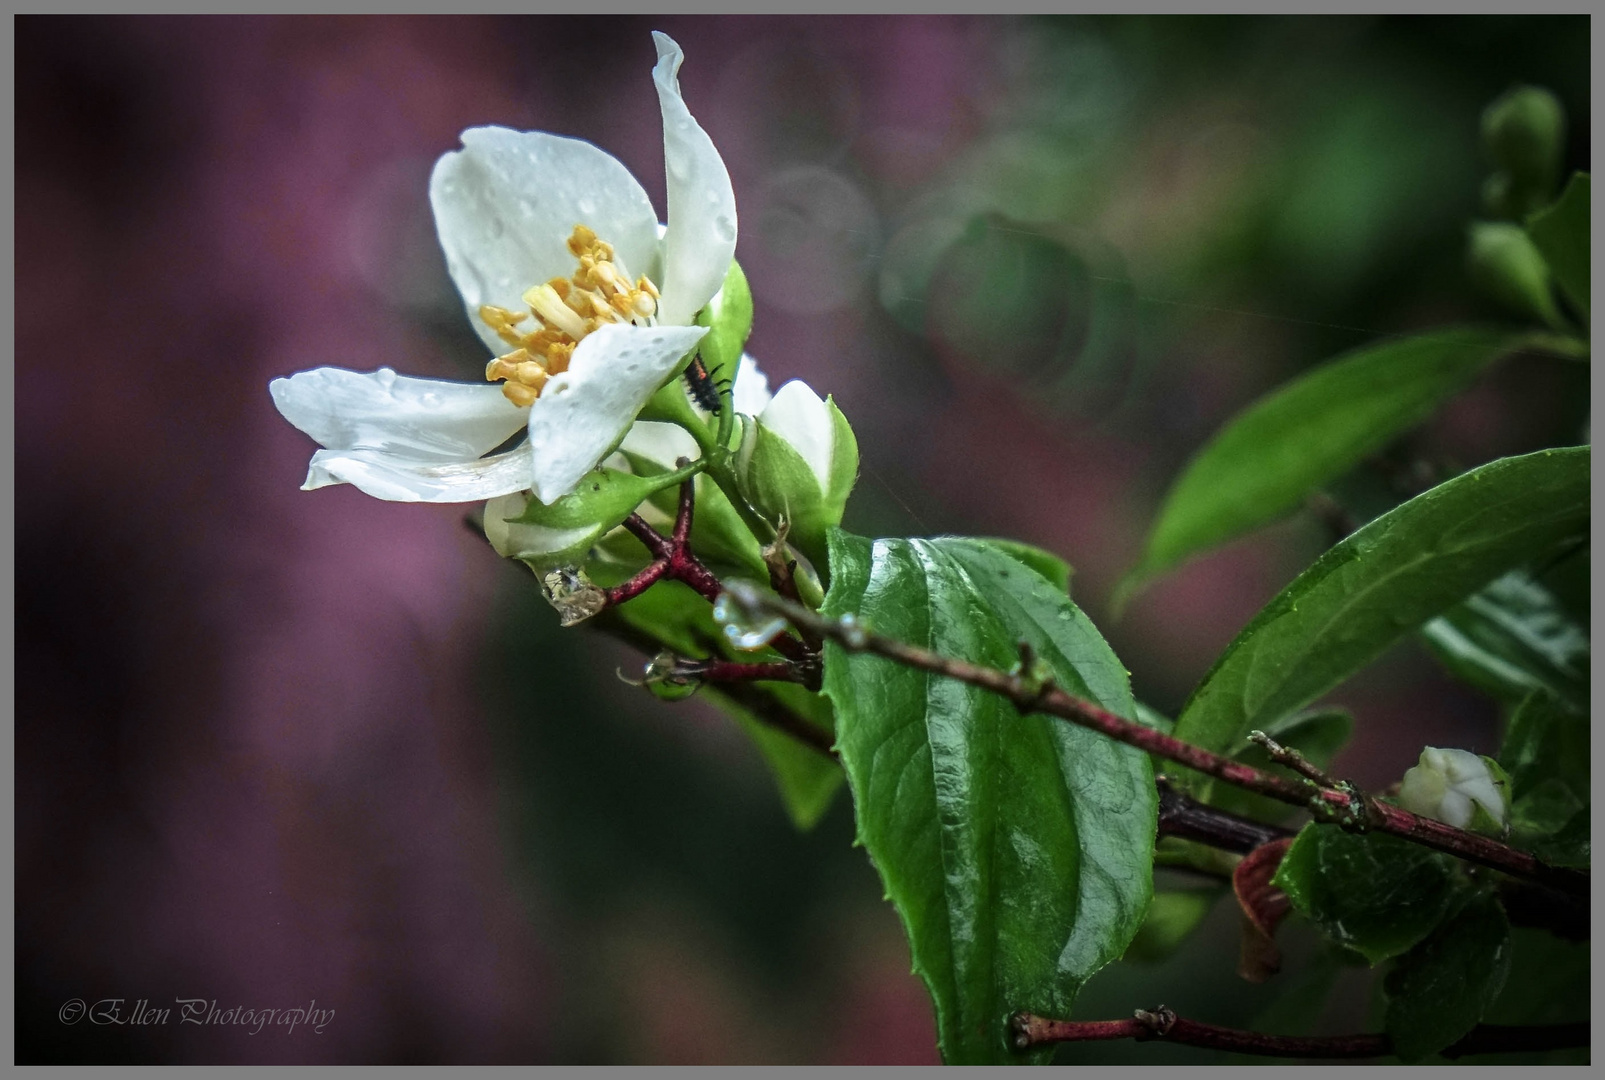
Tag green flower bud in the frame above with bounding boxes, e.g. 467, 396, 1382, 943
1398, 747, 1510, 834
1481, 85, 1566, 219
694, 259, 754, 387
737, 380, 859, 570
484, 467, 663, 572
1466, 221, 1563, 328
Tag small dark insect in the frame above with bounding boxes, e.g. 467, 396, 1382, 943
684, 355, 730, 413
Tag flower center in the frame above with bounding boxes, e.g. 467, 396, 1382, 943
479, 225, 661, 407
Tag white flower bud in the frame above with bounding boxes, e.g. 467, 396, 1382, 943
1398, 747, 1509, 832
736, 380, 859, 568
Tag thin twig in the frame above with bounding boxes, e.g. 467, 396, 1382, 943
1012, 1008, 1588, 1059
721, 583, 1588, 898
1248, 730, 1337, 787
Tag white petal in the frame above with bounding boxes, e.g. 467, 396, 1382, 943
303, 444, 533, 503
430, 126, 661, 355
759, 380, 834, 490
620, 420, 702, 469
270, 367, 528, 461
526, 322, 707, 503
651, 32, 738, 326
731, 353, 772, 415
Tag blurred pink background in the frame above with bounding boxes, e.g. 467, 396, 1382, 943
15, 14, 1585, 1063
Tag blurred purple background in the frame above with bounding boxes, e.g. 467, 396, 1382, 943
15, 14, 1587, 1064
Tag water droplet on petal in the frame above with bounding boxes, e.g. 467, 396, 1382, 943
714, 215, 735, 243
577, 197, 597, 215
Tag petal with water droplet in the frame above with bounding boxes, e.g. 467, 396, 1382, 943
526, 322, 708, 503
431, 126, 660, 355
271, 367, 528, 462
651, 32, 738, 325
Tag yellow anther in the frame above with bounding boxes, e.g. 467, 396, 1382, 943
479, 304, 530, 348
501, 381, 538, 408
567, 224, 598, 257
545, 341, 575, 375
474, 224, 662, 402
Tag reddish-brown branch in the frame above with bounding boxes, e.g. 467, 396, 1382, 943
723, 583, 1588, 898
665, 658, 803, 684
1012, 1008, 1588, 1060
587, 610, 836, 761
608, 483, 814, 664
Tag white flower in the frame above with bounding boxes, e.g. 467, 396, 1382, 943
1398, 747, 1509, 830
271, 32, 736, 505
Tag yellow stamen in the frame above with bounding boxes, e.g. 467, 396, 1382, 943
479, 224, 661, 404
524, 283, 589, 340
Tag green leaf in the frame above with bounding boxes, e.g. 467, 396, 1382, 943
1121, 889, 1221, 963
1384, 890, 1512, 1062
709, 683, 843, 831
1209, 709, 1353, 824
1500, 691, 1589, 806
971, 538, 1073, 595
1421, 570, 1590, 714
1525, 172, 1589, 318
1121, 328, 1524, 598
1528, 807, 1589, 867
1483, 927, 1589, 1026
1271, 825, 1457, 965
1173, 447, 1590, 766
822, 531, 1156, 1063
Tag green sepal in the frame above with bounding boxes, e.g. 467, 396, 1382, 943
1466, 222, 1565, 329
494, 467, 675, 572
1480, 85, 1566, 220
694, 259, 754, 385
740, 395, 859, 571
1525, 172, 1590, 320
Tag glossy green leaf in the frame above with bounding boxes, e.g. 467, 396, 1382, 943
1173, 447, 1589, 765
1483, 927, 1589, 1026
1122, 889, 1221, 963
1526, 172, 1589, 317
1271, 825, 1457, 966
973, 537, 1073, 595
822, 531, 1156, 1064
1384, 890, 1511, 1062
1528, 807, 1589, 868
1121, 328, 1523, 598
1500, 691, 1589, 806
1422, 570, 1590, 714
1209, 709, 1353, 823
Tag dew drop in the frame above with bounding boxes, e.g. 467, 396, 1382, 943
577, 197, 597, 215
714, 215, 735, 243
